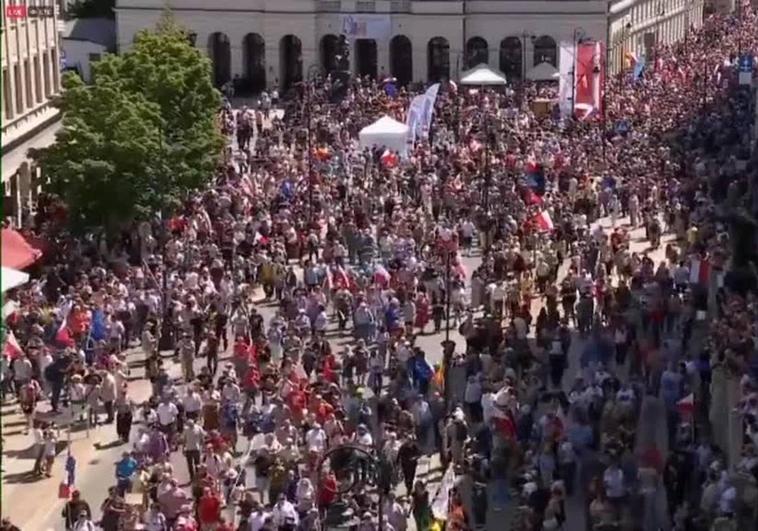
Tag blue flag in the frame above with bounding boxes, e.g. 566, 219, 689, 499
633, 55, 646, 81
91, 309, 107, 341
413, 357, 433, 382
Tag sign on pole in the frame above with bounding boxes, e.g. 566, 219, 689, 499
738, 54, 754, 85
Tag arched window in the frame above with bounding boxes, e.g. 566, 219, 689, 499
279, 35, 303, 90
208, 32, 231, 87
355, 39, 378, 79
390, 35, 413, 86
243, 33, 266, 92
465, 37, 489, 69
427, 37, 450, 83
533, 35, 557, 67
320, 34, 340, 74
499, 36, 522, 82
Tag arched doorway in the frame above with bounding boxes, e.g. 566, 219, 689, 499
355, 39, 378, 79
321, 34, 340, 75
390, 35, 412, 86
499, 36, 522, 82
427, 37, 450, 83
533, 35, 557, 67
243, 33, 266, 93
208, 32, 231, 87
465, 37, 489, 69
279, 35, 303, 91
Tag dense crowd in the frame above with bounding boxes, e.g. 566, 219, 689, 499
2, 6, 758, 531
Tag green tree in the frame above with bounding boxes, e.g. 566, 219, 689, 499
67, 0, 116, 19
33, 11, 223, 233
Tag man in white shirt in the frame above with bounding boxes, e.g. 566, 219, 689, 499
248, 502, 271, 531
271, 494, 298, 529
305, 423, 327, 454
182, 418, 205, 480
156, 398, 179, 439
182, 386, 203, 420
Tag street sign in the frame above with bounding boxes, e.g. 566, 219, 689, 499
738, 54, 754, 85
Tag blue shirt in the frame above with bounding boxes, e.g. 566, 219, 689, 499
116, 457, 137, 479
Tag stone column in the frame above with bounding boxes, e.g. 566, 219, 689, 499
377, 39, 390, 80
412, 47, 426, 83
265, 39, 280, 90
230, 39, 244, 81
524, 38, 535, 78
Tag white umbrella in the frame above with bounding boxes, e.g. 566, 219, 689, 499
2, 266, 29, 293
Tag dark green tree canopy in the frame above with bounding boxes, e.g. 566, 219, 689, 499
33, 12, 223, 234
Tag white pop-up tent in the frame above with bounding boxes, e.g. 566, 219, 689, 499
1, 266, 29, 293
460, 64, 507, 86
527, 61, 560, 81
358, 115, 409, 157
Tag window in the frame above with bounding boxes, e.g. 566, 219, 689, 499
2, 68, 13, 120
43, 52, 51, 96
34, 56, 42, 103
13, 64, 23, 113
51, 48, 60, 92
24, 59, 33, 107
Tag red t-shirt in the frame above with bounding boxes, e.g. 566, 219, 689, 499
198, 494, 222, 523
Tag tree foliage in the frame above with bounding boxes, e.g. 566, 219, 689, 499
67, 0, 116, 19
33, 11, 223, 234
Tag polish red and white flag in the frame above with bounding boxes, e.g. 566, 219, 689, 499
4, 330, 23, 360
689, 258, 711, 285
677, 393, 695, 418
533, 210, 555, 232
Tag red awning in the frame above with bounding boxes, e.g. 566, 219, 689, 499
2, 228, 42, 269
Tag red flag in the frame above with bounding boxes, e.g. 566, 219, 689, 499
533, 210, 555, 232
689, 259, 710, 285
676, 393, 695, 418
381, 150, 398, 168
4, 330, 23, 360
55, 301, 76, 348
525, 189, 543, 206
493, 413, 516, 440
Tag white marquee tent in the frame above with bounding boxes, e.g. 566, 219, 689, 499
358, 115, 410, 157
527, 61, 560, 81
460, 64, 507, 86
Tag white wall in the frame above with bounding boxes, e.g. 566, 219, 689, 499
607, 0, 705, 75
116, 0, 608, 88
62, 40, 107, 83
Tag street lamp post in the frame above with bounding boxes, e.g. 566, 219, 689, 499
304, 64, 321, 225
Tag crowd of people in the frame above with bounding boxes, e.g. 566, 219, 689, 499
2, 5, 758, 531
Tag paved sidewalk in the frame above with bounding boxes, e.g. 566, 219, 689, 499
0, 345, 180, 530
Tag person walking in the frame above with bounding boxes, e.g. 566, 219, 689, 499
61, 490, 92, 531
182, 418, 205, 481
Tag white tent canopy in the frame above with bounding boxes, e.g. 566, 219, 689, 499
358, 115, 409, 157
2, 266, 29, 293
527, 61, 559, 81
460, 64, 507, 86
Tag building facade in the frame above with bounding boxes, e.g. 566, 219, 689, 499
2, 0, 64, 226
116, 0, 611, 90
607, 0, 706, 76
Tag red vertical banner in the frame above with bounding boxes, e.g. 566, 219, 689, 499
573, 41, 605, 120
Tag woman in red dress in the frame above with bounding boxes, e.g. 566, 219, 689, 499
415, 290, 431, 333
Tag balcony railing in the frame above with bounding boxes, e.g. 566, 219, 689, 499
319, 0, 342, 12
355, 1, 376, 12
390, 0, 411, 11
